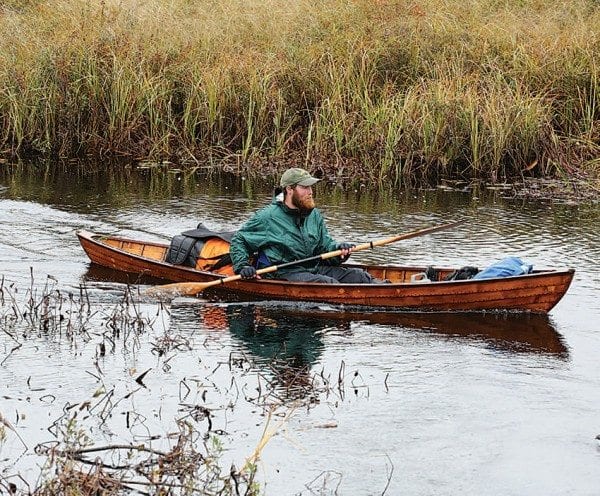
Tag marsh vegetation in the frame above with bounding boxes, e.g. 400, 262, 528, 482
0, 276, 373, 495
0, 0, 598, 185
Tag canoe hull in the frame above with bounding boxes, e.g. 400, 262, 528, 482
77, 230, 574, 313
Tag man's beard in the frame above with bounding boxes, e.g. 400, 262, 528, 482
291, 189, 315, 213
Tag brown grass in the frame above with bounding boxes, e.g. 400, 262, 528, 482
0, 0, 598, 184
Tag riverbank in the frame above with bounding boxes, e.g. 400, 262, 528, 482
0, 0, 599, 185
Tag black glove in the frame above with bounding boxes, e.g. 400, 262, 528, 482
239, 265, 257, 279
338, 242, 355, 262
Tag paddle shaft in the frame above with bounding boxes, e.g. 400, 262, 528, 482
144, 220, 464, 297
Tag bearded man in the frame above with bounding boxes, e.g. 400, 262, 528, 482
230, 168, 385, 283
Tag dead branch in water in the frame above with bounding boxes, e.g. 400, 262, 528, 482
33, 419, 260, 496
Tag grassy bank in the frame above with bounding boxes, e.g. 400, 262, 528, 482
0, 0, 599, 184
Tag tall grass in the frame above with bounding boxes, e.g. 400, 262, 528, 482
0, 0, 598, 183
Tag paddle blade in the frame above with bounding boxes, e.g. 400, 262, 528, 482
143, 281, 213, 299
143, 274, 240, 299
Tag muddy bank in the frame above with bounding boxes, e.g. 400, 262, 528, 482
160, 157, 600, 205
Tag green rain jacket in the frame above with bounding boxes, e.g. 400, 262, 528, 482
230, 198, 342, 276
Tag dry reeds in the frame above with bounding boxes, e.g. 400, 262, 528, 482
0, 0, 598, 184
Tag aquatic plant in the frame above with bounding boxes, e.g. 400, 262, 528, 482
0, 276, 375, 494
33, 417, 261, 495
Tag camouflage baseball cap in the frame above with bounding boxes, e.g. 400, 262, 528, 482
279, 168, 320, 187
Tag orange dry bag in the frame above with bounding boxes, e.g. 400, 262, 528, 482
195, 238, 235, 276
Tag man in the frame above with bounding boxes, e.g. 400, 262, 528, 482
229, 167, 387, 284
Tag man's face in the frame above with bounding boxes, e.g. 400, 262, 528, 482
290, 184, 315, 212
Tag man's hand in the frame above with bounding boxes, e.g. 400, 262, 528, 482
239, 265, 257, 279
338, 242, 356, 260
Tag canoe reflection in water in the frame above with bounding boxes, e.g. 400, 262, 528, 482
331, 309, 570, 357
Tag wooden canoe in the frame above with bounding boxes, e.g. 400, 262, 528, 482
77, 230, 574, 313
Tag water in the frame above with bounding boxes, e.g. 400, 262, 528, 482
1, 162, 599, 495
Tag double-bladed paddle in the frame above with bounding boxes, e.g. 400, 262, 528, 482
144, 220, 464, 298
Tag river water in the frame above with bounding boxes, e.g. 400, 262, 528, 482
0, 162, 599, 495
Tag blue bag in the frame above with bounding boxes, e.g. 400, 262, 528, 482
472, 257, 533, 280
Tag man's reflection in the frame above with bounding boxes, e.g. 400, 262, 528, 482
198, 304, 350, 401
